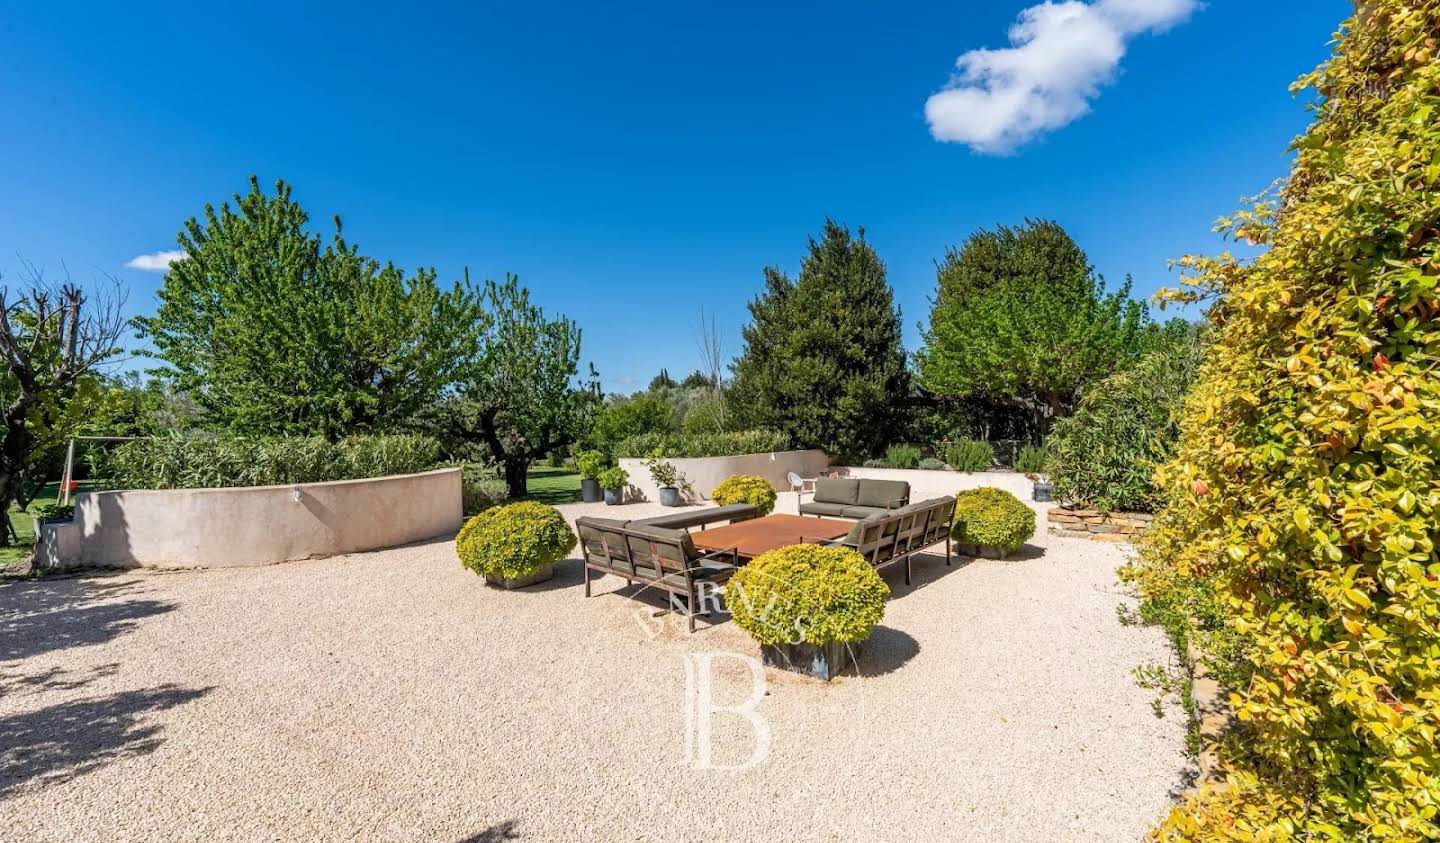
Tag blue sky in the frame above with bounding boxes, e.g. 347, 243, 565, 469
1, 1, 1347, 392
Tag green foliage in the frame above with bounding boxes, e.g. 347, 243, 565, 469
917, 219, 1159, 437
137, 177, 483, 439
1046, 327, 1205, 513
455, 501, 576, 581
727, 544, 889, 645
575, 450, 605, 480
1013, 443, 1048, 476
679, 370, 714, 390
951, 487, 1035, 553
679, 394, 728, 434
597, 466, 628, 490
727, 220, 910, 461
105, 432, 440, 489
613, 429, 788, 459
1137, 6, 1440, 839
862, 458, 889, 468
884, 444, 921, 469
592, 395, 673, 455
647, 369, 676, 391
709, 474, 777, 517
945, 439, 993, 473
642, 448, 691, 492
918, 457, 946, 471
461, 465, 508, 516
33, 502, 74, 522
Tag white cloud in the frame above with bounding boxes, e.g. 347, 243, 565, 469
125, 250, 187, 272
925, 0, 1199, 154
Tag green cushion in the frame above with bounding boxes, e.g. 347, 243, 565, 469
813, 478, 860, 505
856, 479, 910, 509
661, 560, 737, 587
799, 501, 849, 517
841, 505, 887, 519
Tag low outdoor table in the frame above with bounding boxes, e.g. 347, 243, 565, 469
690, 514, 853, 561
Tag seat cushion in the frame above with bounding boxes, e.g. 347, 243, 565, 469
799, 501, 849, 517
624, 525, 696, 567
631, 503, 757, 530
843, 514, 888, 543
661, 560, 737, 587
841, 505, 887, 519
812, 478, 860, 505
856, 479, 909, 509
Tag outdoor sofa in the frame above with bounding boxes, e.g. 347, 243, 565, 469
575, 504, 758, 632
823, 495, 957, 585
798, 478, 910, 520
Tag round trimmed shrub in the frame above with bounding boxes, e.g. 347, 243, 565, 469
918, 457, 946, 471
456, 501, 576, 581
709, 474, 777, 517
951, 487, 1035, 553
727, 545, 889, 645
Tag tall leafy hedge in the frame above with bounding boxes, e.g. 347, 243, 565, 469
613, 429, 788, 459
1135, 5, 1440, 839
106, 432, 441, 489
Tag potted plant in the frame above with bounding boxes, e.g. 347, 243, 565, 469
1014, 443, 1052, 502
642, 447, 691, 507
726, 544, 890, 681
598, 466, 629, 506
456, 501, 577, 589
950, 487, 1037, 559
576, 450, 605, 503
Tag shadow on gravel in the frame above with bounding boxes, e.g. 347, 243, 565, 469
0, 575, 175, 662
0, 683, 212, 797
854, 626, 921, 677
457, 820, 520, 842
883, 551, 974, 601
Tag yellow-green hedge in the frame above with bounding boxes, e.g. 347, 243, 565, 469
727, 544, 888, 645
951, 487, 1035, 553
710, 474, 778, 517
456, 501, 576, 581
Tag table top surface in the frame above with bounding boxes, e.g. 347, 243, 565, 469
691, 514, 853, 559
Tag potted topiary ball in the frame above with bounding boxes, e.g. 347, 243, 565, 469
577, 450, 605, 503
598, 466, 629, 506
709, 474, 778, 516
951, 487, 1037, 559
726, 544, 889, 680
456, 501, 577, 588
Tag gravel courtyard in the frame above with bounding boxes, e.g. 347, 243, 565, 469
0, 479, 1192, 842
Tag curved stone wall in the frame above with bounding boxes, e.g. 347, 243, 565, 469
48, 467, 462, 570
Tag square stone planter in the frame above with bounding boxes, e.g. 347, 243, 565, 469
954, 544, 1014, 560
484, 564, 555, 589
759, 640, 861, 681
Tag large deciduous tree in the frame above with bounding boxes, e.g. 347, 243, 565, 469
916, 220, 1152, 438
137, 177, 483, 439
727, 220, 909, 460
434, 277, 599, 497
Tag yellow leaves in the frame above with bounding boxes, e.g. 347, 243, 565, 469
1345, 587, 1374, 609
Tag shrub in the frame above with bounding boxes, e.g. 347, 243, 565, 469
642, 448, 691, 492
945, 439, 992, 473
106, 432, 440, 489
1046, 328, 1204, 512
547, 450, 564, 468
1135, 6, 1440, 838
862, 458, 889, 468
884, 444, 921, 469
461, 465, 508, 516
1013, 443, 1047, 476
613, 429, 788, 459
34, 502, 74, 522
597, 466, 628, 490
727, 544, 889, 645
455, 501, 576, 581
951, 487, 1034, 553
592, 396, 673, 454
575, 450, 605, 481
918, 457, 946, 471
709, 474, 777, 517
680, 395, 728, 434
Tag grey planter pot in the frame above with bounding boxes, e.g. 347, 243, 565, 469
1032, 481, 1054, 503
955, 544, 1015, 560
603, 488, 624, 506
759, 640, 862, 681
657, 486, 681, 507
580, 478, 602, 503
484, 564, 555, 589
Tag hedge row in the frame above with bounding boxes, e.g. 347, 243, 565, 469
105, 433, 442, 490
612, 429, 789, 458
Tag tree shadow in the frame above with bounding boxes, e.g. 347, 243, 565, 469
0, 683, 212, 797
0, 662, 121, 695
0, 574, 175, 662
456, 820, 520, 842
854, 625, 921, 677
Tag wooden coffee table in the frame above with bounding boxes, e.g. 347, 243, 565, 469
691, 514, 853, 561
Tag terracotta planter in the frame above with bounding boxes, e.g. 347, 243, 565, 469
759, 639, 861, 681
484, 564, 554, 589
580, 478, 602, 503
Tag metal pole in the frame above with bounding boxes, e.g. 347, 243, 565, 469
60, 438, 76, 506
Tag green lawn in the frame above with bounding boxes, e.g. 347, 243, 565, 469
519, 465, 581, 505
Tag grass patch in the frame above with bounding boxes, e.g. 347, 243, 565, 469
518, 465, 581, 506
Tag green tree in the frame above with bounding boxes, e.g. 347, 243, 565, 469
137, 177, 484, 439
727, 220, 909, 460
591, 394, 672, 455
917, 220, 1152, 437
647, 369, 676, 391
679, 370, 713, 390
435, 277, 599, 497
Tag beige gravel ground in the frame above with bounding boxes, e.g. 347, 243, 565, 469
0, 474, 1192, 842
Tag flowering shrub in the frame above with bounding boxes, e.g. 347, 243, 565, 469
727, 544, 888, 645
456, 501, 575, 581
709, 474, 777, 516
951, 487, 1034, 554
